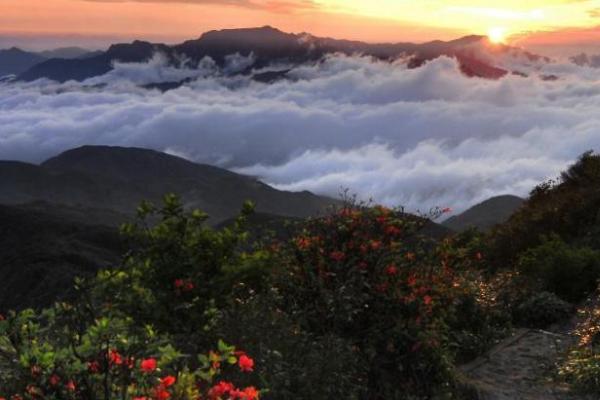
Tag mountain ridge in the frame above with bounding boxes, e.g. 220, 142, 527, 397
442, 195, 525, 232
15, 26, 542, 83
0, 145, 337, 224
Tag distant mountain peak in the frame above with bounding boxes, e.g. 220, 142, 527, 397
442, 195, 525, 232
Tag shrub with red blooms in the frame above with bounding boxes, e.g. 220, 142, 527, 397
0, 305, 260, 400
271, 203, 483, 398
0, 195, 262, 400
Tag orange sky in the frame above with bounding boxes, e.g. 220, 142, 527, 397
2, 0, 600, 52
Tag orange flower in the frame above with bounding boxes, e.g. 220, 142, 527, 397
242, 386, 260, 400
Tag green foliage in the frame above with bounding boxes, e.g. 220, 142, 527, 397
517, 235, 600, 302
93, 195, 269, 344
490, 151, 600, 265
0, 194, 511, 400
217, 294, 369, 400
0, 195, 263, 399
514, 291, 572, 329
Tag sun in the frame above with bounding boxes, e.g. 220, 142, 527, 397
487, 27, 507, 44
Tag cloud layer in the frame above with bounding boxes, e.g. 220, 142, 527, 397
1, 54, 599, 213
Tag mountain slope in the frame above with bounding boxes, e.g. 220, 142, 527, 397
0, 47, 46, 76
0, 145, 336, 224
442, 195, 525, 232
0, 203, 123, 311
17, 26, 539, 83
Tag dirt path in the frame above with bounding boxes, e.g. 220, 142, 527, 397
459, 328, 591, 400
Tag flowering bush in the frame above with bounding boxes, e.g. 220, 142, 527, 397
0, 195, 504, 400
269, 203, 487, 398
0, 307, 260, 399
0, 195, 263, 399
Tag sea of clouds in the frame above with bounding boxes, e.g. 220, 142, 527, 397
1, 53, 600, 213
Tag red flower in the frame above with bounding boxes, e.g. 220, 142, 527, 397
140, 358, 157, 373
329, 251, 345, 262
375, 283, 389, 293
88, 360, 101, 374
49, 374, 60, 386
0, 314, 4, 321
296, 237, 311, 250
109, 349, 123, 366
238, 355, 254, 372
65, 380, 76, 392
175, 279, 194, 292
161, 376, 176, 387
209, 381, 234, 398
370, 240, 382, 250
152, 387, 171, 400
476, 252, 483, 261
30, 365, 41, 377
385, 264, 398, 276
385, 226, 401, 236
423, 295, 433, 305
407, 274, 417, 286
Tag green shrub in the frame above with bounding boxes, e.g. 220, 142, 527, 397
517, 235, 600, 303
514, 291, 572, 328
490, 151, 600, 266
0, 195, 265, 399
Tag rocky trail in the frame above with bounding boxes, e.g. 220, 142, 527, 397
460, 326, 592, 400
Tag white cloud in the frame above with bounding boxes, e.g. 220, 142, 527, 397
1, 54, 599, 214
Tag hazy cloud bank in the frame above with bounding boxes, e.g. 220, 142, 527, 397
1, 54, 599, 213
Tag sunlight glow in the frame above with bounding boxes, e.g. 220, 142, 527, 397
488, 27, 507, 44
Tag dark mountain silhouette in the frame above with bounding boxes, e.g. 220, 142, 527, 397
0, 145, 336, 225
38, 46, 97, 59
0, 47, 46, 76
17, 26, 541, 83
571, 53, 600, 68
442, 195, 525, 232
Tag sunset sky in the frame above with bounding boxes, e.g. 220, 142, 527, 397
2, 0, 600, 52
